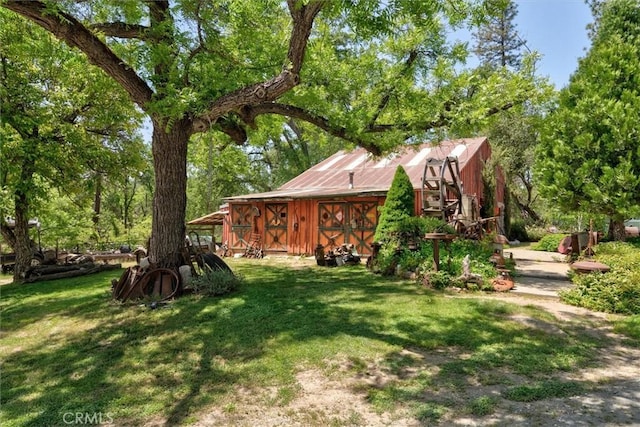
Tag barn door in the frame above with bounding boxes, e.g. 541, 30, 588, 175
265, 203, 288, 252
346, 202, 378, 255
318, 201, 378, 254
230, 204, 254, 249
318, 202, 346, 250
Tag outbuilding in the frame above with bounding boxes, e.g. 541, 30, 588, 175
216, 137, 504, 256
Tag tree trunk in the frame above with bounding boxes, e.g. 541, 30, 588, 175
608, 217, 627, 242
93, 173, 102, 226
149, 117, 191, 268
0, 222, 16, 249
510, 189, 541, 223
13, 190, 33, 283
123, 176, 137, 232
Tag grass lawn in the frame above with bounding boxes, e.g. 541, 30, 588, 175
0, 258, 635, 426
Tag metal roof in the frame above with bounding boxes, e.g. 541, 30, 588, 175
187, 210, 226, 226
224, 137, 488, 201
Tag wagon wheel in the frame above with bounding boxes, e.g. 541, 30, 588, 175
191, 252, 209, 277
192, 252, 233, 276
452, 220, 466, 235
113, 266, 146, 302
140, 268, 181, 302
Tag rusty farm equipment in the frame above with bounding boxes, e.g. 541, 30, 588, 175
421, 155, 495, 239
111, 231, 233, 303
421, 156, 465, 223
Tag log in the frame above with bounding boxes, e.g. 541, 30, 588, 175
24, 263, 122, 283
27, 262, 96, 276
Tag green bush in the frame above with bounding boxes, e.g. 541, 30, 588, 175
418, 235, 498, 290
560, 241, 640, 315
561, 270, 640, 315
372, 242, 402, 276
422, 270, 453, 290
374, 166, 415, 242
388, 216, 454, 236
374, 217, 454, 275
189, 269, 242, 296
532, 233, 568, 252
525, 226, 548, 242
614, 315, 640, 343
372, 218, 500, 289
508, 219, 529, 242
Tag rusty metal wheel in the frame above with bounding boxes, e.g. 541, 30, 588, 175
139, 268, 181, 301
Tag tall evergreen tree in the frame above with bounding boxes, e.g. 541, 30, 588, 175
374, 166, 415, 243
472, 0, 547, 231
474, 0, 527, 69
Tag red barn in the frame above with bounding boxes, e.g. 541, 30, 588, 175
213, 137, 504, 256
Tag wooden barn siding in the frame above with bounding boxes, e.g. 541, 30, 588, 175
290, 199, 315, 255
460, 141, 488, 205
225, 197, 385, 256
221, 215, 232, 246
413, 190, 423, 216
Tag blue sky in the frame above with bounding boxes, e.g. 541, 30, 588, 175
513, 0, 593, 88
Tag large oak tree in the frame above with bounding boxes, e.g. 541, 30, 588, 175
2, 0, 542, 268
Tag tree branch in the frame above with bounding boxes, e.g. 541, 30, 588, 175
90, 22, 149, 39
241, 103, 384, 155
240, 97, 519, 156
191, 0, 324, 133
369, 49, 419, 128
2, 1, 154, 108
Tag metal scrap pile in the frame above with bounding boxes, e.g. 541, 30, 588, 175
315, 243, 361, 267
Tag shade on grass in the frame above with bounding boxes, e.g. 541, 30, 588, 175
0, 260, 611, 426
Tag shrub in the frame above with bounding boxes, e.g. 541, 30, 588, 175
422, 270, 454, 290
614, 315, 640, 343
372, 217, 501, 289
374, 166, 415, 242
189, 269, 242, 296
387, 217, 455, 244
561, 270, 640, 315
525, 226, 548, 242
560, 241, 640, 315
417, 234, 498, 290
372, 242, 402, 276
508, 219, 529, 242
532, 233, 567, 252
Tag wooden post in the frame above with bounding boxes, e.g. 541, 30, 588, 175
424, 233, 456, 272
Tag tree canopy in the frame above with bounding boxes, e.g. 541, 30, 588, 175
2, 0, 546, 267
0, 9, 144, 280
535, 0, 640, 240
